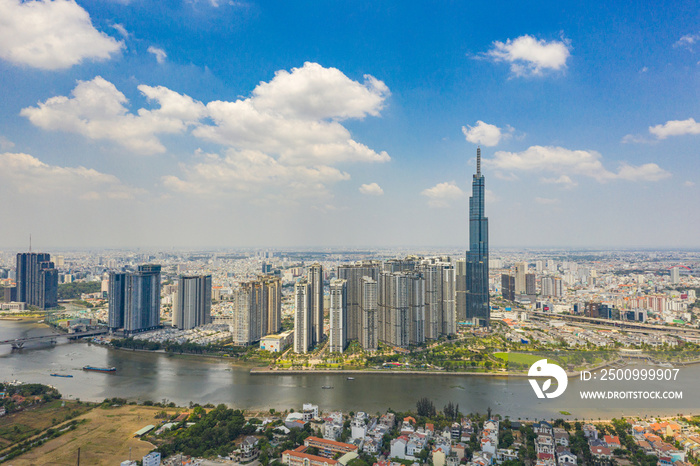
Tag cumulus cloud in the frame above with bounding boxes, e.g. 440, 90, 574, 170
488, 145, 670, 183
21, 76, 206, 154
162, 149, 350, 199
481, 34, 571, 77
674, 33, 699, 51
0, 136, 14, 150
462, 121, 512, 147
0, 152, 141, 200
148, 46, 167, 64
541, 174, 577, 188
421, 181, 464, 208
0, 0, 123, 70
359, 183, 384, 196
649, 118, 700, 139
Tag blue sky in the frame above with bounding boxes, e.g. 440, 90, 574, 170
0, 0, 698, 249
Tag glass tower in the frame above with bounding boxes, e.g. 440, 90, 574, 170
465, 147, 490, 326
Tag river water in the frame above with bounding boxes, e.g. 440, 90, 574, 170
1, 320, 698, 419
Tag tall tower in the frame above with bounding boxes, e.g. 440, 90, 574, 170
173, 274, 212, 330
465, 147, 490, 326
309, 264, 324, 345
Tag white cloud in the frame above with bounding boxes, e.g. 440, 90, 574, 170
163, 149, 349, 199
684, 181, 695, 187
481, 34, 571, 77
489, 145, 671, 183
0, 0, 123, 70
621, 133, 652, 144
359, 183, 384, 196
0, 136, 14, 150
111, 23, 129, 38
148, 46, 167, 64
541, 174, 577, 188
535, 197, 560, 205
462, 121, 512, 147
421, 181, 464, 208
21, 76, 206, 155
649, 118, 700, 139
0, 152, 141, 200
674, 33, 699, 50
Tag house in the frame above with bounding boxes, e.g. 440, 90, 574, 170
533, 421, 553, 436
590, 446, 612, 459
582, 425, 598, 440
471, 452, 493, 466
304, 437, 358, 459
282, 448, 339, 466
453, 443, 466, 460
303, 403, 319, 421
432, 446, 447, 466
362, 438, 379, 454
556, 448, 577, 466
390, 436, 407, 459
603, 435, 621, 449
324, 421, 342, 440
496, 448, 518, 463
446, 454, 460, 466
238, 436, 259, 462
142, 452, 161, 466
451, 422, 461, 440
554, 431, 569, 447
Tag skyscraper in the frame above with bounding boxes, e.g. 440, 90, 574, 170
378, 272, 425, 348
309, 264, 324, 345
108, 272, 127, 329
123, 264, 162, 333
360, 277, 378, 351
173, 274, 212, 330
515, 262, 528, 294
231, 275, 282, 345
16, 252, 58, 310
294, 279, 312, 353
465, 147, 490, 326
337, 261, 380, 341
455, 258, 467, 323
329, 279, 347, 353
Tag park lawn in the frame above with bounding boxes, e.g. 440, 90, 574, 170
0, 400, 94, 446
493, 352, 544, 367
8, 404, 176, 466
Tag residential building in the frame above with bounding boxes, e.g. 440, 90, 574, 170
109, 265, 161, 333
309, 264, 324, 345
294, 279, 313, 353
173, 274, 212, 330
329, 279, 347, 353
16, 252, 58, 310
361, 277, 378, 350
337, 261, 381, 341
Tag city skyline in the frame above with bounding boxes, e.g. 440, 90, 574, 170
0, 1, 698, 249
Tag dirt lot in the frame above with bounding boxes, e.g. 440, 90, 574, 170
6, 404, 179, 466
0, 400, 93, 449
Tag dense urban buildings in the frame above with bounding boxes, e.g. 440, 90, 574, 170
337, 261, 380, 343
108, 264, 162, 334
464, 148, 490, 326
15, 252, 58, 309
328, 278, 347, 353
173, 274, 212, 330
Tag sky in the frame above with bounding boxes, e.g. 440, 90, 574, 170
0, 0, 698, 249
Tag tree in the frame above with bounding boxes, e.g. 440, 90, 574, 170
417, 398, 436, 417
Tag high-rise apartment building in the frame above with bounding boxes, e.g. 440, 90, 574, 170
360, 277, 378, 351
501, 274, 515, 301
16, 252, 58, 310
231, 275, 282, 345
514, 262, 528, 294
173, 274, 212, 330
419, 259, 456, 339
670, 267, 680, 284
109, 264, 162, 333
378, 272, 425, 348
329, 279, 347, 353
455, 258, 467, 323
465, 148, 490, 326
309, 264, 324, 345
525, 273, 536, 296
337, 261, 380, 341
294, 279, 312, 353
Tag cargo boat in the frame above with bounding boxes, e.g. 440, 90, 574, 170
50, 373, 73, 378
82, 366, 116, 373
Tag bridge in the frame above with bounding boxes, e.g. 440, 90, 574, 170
0, 329, 109, 349
527, 311, 700, 335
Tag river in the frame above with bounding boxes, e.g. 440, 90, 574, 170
1, 319, 698, 419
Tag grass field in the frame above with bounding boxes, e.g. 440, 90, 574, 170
493, 352, 544, 366
7, 405, 178, 465
0, 400, 93, 448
